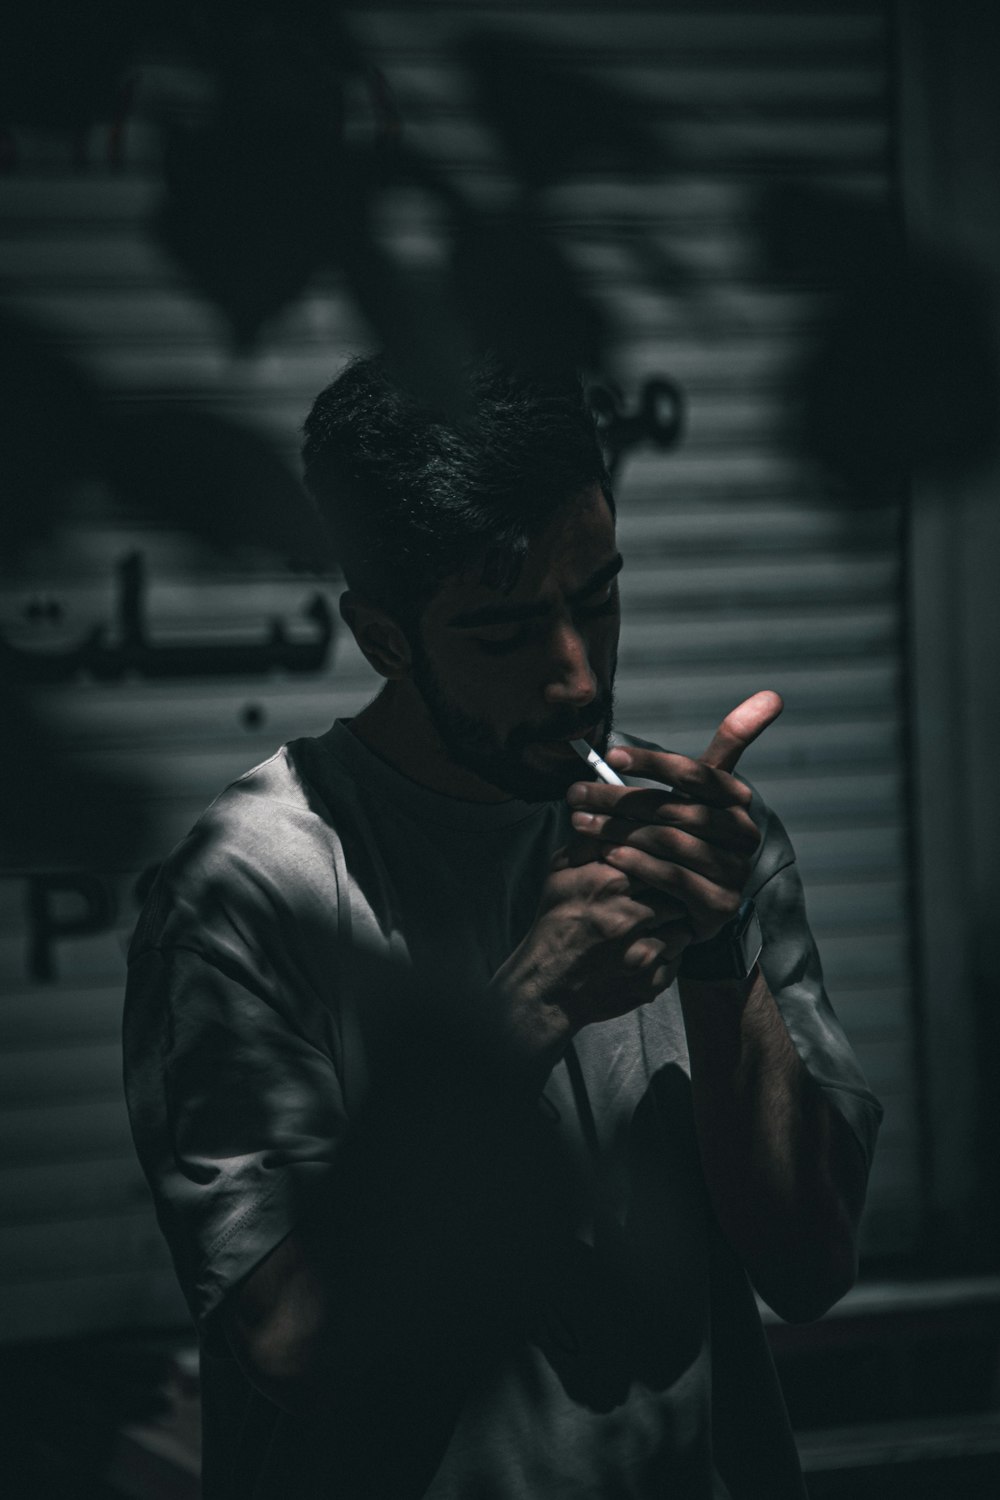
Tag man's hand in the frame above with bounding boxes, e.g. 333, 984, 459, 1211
489, 691, 783, 1060
490, 852, 692, 1048
568, 689, 783, 942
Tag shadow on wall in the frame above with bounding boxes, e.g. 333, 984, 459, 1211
0, 1, 692, 878
758, 180, 999, 502
3, 3, 997, 945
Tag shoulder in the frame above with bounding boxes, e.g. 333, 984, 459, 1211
174, 739, 338, 888
130, 738, 346, 960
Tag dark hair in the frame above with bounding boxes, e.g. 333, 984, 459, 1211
302, 354, 613, 628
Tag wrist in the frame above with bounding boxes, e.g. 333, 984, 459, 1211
679, 898, 762, 984
678, 961, 762, 1013
485, 965, 576, 1082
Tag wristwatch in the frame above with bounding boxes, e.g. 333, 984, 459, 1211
679, 898, 762, 983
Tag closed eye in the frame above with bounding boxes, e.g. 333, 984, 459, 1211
473, 626, 537, 655
576, 592, 618, 620
472, 585, 618, 654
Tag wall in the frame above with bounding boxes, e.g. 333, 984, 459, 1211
0, 1, 918, 1342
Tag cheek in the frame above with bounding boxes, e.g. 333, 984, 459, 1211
465, 662, 525, 714
455, 656, 540, 734
434, 646, 519, 713
584, 617, 620, 676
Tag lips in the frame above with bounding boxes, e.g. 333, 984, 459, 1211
530, 722, 601, 756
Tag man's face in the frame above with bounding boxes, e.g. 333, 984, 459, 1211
411, 484, 621, 802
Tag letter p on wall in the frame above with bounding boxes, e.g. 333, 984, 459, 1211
25, 872, 117, 982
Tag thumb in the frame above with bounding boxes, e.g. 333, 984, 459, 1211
701, 690, 784, 772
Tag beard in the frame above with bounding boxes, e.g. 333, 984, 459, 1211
410, 649, 617, 803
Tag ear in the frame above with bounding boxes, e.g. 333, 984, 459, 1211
339, 591, 413, 679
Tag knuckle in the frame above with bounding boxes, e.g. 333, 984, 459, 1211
685, 762, 711, 794
698, 886, 734, 926
739, 811, 762, 849
717, 887, 742, 920
603, 911, 634, 943
598, 864, 631, 896
674, 828, 700, 860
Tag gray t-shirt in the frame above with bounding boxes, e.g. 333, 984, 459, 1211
124, 721, 882, 1499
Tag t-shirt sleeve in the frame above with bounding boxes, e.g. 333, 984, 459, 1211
123, 822, 349, 1344
744, 786, 883, 1174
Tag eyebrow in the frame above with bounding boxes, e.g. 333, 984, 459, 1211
445, 553, 624, 629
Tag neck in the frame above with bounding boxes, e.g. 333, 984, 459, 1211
348, 682, 510, 803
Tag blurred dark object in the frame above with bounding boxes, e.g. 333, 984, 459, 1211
105, 405, 332, 567
0, 1334, 193, 1499
462, 28, 665, 191
154, 11, 684, 392
154, 14, 352, 350
451, 211, 608, 378
802, 257, 1000, 496
0, 319, 331, 570
0, 4, 693, 882
0, 311, 148, 869
589, 377, 685, 479
0, 312, 108, 557
0, 319, 337, 873
451, 29, 669, 379
330, 169, 476, 425
151, 2, 486, 411
762, 183, 1000, 499
0, 682, 149, 871
0, 1, 142, 169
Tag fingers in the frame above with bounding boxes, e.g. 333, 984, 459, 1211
589, 690, 783, 802
624, 923, 691, 972
570, 802, 761, 861
600, 843, 744, 942
615, 886, 689, 934
699, 689, 783, 772
550, 849, 686, 913
569, 764, 749, 815
552, 693, 782, 990
571, 813, 750, 888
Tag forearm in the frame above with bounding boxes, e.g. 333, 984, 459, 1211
679, 965, 865, 1322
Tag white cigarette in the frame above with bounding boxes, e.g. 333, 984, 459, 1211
569, 739, 626, 786
569, 738, 679, 796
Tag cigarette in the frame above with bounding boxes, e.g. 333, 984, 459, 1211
569, 738, 679, 796
569, 739, 626, 786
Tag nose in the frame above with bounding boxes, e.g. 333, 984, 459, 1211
542, 620, 598, 707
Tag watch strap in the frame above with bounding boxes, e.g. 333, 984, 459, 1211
679, 898, 762, 983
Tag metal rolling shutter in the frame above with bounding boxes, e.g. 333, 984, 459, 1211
0, 1, 914, 1342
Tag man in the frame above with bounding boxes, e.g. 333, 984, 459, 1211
124, 355, 881, 1498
